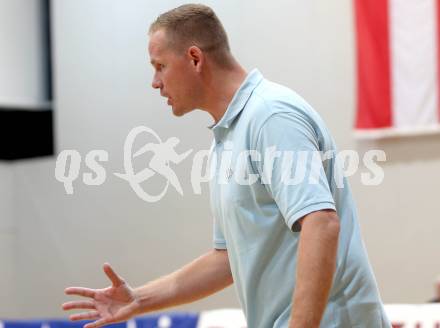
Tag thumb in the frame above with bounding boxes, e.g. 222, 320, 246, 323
103, 263, 125, 287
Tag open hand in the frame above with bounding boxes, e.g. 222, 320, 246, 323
62, 263, 139, 328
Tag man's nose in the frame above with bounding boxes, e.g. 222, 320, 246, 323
152, 76, 163, 89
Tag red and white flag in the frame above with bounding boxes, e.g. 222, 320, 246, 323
354, 0, 440, 138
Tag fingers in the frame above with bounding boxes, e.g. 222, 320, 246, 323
62, 300, 95, 311
65, 287, 96, 298
84, 317, 111, 328
69, 310, 100, 321
103, 263, 124, 287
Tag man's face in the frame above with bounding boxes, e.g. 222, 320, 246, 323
148, 29, 201, 116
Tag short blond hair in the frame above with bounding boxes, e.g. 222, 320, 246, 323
149, 4, 233, 68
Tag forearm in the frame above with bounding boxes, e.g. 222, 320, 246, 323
133, 249, 233, 314
289, 210, 340, 328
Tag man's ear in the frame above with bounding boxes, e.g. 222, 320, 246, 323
187, 46, 204, 72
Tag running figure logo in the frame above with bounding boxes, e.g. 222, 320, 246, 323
114, 126, 192, 202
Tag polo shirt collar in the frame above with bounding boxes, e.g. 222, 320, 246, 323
209, 68, 263, 130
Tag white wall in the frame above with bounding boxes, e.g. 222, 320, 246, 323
2, 0, 440, 319
0, 164, 17, 316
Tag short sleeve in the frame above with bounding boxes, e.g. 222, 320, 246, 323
254, 111, 336, 231
213, 215, 227, 249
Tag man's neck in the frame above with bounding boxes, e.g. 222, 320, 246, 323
202, 64, 248, 123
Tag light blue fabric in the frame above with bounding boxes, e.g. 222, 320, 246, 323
208, 69, 391, 328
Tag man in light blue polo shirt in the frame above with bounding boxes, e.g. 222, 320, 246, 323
63, 4, 391, 328
208, 68, 390, 327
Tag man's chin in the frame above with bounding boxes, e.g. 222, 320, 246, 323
171, 107, 185, 117
171, 105, 191, 117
